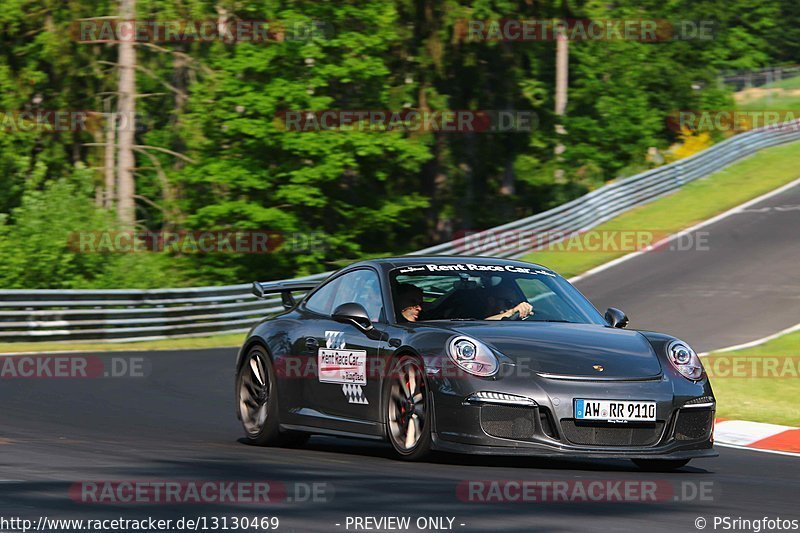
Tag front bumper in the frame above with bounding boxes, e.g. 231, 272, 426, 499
431, 433, 717, 459
427, 362, 717, 460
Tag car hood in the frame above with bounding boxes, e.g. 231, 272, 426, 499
448, 322, 663, 379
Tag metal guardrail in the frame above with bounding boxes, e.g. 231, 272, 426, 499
719, 65, 800, 91
0, 278, 321, 343
2, 121, 800, 342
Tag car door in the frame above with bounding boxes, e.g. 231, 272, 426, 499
303, 268, 387, 423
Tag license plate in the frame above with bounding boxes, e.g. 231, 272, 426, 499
574, 399, 656, 422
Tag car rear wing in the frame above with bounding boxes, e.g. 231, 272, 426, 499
252, 280, 320, 310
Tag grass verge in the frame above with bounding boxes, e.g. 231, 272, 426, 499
0, 332, 245, 355
735, 75, 800, 111
704, 330, 800, 426
522, 140, 800, 277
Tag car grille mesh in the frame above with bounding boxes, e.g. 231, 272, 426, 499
480, 405, 536, 440
560, 420, 664, 446
674, 409, 713, 441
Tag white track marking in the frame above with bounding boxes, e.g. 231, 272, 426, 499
569, 175, 800, 284
714, 420, 792, 446
699, 322, 800, 356
715, 442, 800, 458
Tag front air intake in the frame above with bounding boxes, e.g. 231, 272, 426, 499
674, 408, 714, 441
560, 419, 664, 446
480, 405, 536, 440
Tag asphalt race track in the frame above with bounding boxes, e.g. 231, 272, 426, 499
2, 185, 799, 532
575, 182, 800, 352
0, 348, 797, 533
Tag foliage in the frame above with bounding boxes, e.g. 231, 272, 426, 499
0, 170, 185, 289
666, 128, 714, 161
0, 0, 797, 287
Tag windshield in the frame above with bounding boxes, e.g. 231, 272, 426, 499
390, 263, 606, 325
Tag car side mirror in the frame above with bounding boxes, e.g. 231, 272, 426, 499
605, 307, 629, 329
332, 302, 374, 333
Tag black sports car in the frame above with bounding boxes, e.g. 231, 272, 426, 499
235, 256, 716, 469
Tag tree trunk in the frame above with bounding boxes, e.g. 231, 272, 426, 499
104, 112, 116, 209
117, 0, 137, 227
554, 30, 568, 183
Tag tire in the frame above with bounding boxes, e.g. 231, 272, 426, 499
384, 355, 432, 461
236, 345, 309, 447
632, 458, 691, 471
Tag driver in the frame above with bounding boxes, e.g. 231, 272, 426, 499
395, 283, 424, 322
484, 284, 533, 320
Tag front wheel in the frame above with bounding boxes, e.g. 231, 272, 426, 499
237, 346, 308, 447
385, 355, 432, 461
632, 459, 691, 471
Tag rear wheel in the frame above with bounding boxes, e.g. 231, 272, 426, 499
632, 459, 691, 471
385, 355, 432, 461
237, 346, 308, 447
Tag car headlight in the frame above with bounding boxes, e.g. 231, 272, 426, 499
448, 336, 499, 377
666, 340, 704, 380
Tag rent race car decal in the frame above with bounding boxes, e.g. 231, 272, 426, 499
318, 348, 367, 385
402, 263, 557, 277
398, 266, 426, 274
318, 331, 369, 404
341, 383, 369, 405
325, 330, 346, 349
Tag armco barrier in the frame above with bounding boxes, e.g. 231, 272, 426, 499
2, 121, 799, 342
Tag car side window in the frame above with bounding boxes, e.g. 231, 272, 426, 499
304, 277, 342, 316
329, 269, 384, 322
